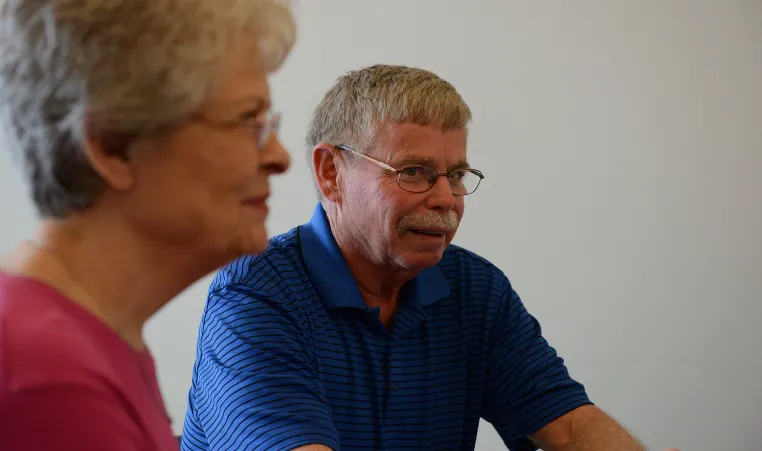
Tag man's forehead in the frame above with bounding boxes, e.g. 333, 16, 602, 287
379, 123, 469, 168
381, 122, 464, 144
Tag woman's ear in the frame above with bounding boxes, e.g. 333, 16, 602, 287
80, 122, 139, 192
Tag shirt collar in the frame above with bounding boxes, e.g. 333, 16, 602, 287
299, 203, 450, 310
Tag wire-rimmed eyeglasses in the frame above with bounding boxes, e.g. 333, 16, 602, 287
336, 145, 484, 196
255, 110, 280, 149
190, 110, 280, 150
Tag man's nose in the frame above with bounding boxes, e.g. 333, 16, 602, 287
425, 175, 456, 211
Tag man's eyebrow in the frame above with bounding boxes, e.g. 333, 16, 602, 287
450, 159, 471, 170
396, 155, 471, 171
396, 155, 436, 166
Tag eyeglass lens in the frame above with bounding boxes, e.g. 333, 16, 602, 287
398, 166, 481, 195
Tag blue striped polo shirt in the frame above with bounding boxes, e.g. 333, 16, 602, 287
181, 203, 591, 451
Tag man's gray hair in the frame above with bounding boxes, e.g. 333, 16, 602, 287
306, 64, 472, 159
0, 0, 296, 218
305, 64, 471, 198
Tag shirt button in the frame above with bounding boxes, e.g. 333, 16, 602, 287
392, 382, 398, 391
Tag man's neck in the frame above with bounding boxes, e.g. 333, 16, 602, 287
342, 247, 413, 306
3, 213, 220, 350
339, 244, 414, 330
325, 209, 416, 308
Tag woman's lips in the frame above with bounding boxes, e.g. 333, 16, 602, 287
242, 193, 269, 213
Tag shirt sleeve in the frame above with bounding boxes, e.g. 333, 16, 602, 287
0, 385, 147, 451
187, 282, 339, 451
482, 278, 593, 451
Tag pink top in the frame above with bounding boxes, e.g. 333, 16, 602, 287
0, 273, 178, 451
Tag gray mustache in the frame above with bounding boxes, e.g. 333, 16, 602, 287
397, 211, 460, 232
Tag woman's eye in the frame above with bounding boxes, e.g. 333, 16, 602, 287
402, 167, 421, 176
239, 109, 264, 124
239, 112, 265, 134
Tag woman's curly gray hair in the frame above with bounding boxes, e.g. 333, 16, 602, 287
0, 0, 296, 218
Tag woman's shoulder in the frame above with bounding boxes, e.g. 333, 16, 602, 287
0, 274, 123, 394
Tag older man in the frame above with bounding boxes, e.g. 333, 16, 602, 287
181, 65, 665, 451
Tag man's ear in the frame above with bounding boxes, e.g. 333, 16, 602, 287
312, 143, 343, 202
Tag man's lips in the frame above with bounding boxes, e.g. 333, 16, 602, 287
407, 227, 448, 236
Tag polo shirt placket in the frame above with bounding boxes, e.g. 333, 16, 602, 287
383, 301, 432, 448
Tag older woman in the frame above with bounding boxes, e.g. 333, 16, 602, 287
0, 0, 295, 450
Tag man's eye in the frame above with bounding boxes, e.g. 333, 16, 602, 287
402, 167, 422, 176
450, 170, 467, 180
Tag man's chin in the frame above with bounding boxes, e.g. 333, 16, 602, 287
398, 249, 446, 271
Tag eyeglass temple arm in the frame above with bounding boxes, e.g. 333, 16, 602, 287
337, 144, 485, 181
335, 145, 398, 172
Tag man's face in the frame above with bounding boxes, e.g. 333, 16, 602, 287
340, 122, 468, 272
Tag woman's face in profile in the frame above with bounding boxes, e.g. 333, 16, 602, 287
116, 43, 290, 261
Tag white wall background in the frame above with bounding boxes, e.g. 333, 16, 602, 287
1, 1, 760, 450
